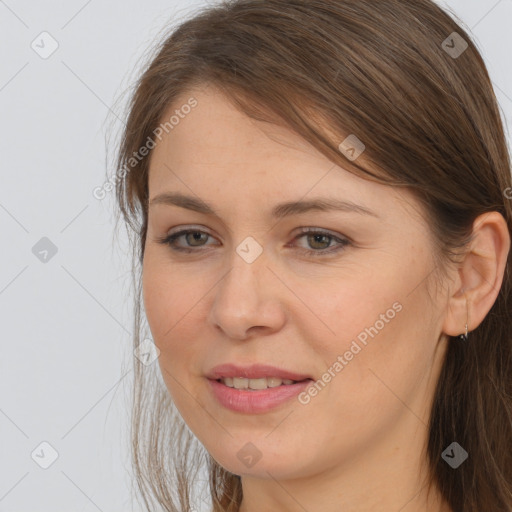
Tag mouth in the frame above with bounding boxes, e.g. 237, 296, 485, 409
205, 363, 314, 412
207, 376, 314, 413
214, 376, 312, 390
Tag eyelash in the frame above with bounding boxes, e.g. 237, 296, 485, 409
156, 227, 351, 257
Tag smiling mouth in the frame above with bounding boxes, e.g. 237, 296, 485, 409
216, 376, 311, 390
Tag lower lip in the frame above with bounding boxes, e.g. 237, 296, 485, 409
207, 378, 313, 413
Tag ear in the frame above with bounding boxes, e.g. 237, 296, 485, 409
442, 211, 510, 337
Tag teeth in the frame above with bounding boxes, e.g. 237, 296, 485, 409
221, 377, 298, 389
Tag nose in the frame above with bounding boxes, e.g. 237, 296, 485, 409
207, 252, 287, 340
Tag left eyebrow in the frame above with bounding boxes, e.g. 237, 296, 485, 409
148, 192, 380, 219
271, 197, 379, 219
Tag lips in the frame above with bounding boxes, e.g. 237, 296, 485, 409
208, 378, 314, 413
206, 363, 313, 382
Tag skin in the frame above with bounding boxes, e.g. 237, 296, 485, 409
142, 83, 510, 512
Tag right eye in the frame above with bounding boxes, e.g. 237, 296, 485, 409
157, 228, 217, 253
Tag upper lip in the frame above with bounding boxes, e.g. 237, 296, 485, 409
206, 363, 313, 381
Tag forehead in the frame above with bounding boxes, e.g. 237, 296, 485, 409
151, 85, 328, 174
147, 85, 422, 223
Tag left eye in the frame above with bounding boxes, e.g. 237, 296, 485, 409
291, 229, 351, 256
157, 228, 350, 257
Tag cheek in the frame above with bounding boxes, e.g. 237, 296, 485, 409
142, 261, 203, 405
314, 290, 437, 435
142, 256, 201, 352
298, 262, 432, 396
299, 272, 400, 357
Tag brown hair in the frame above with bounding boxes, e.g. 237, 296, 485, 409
112, 1, 512, 510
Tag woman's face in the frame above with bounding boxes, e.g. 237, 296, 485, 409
142, 84, 450, 481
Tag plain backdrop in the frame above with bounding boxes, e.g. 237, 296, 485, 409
1, 1, 511, 510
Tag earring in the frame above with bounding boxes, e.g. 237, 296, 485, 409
459, 290, 469, 341
459, 322, 468, 341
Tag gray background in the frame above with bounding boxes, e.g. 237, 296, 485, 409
1, 1, 511, 510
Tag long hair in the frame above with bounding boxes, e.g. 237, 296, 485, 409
112, 1, 512, 510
